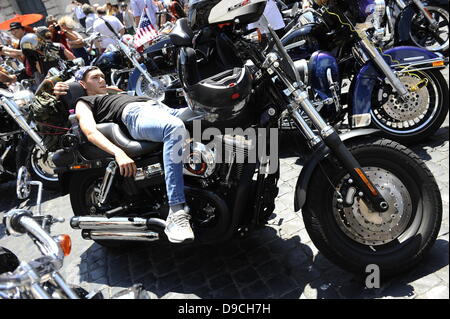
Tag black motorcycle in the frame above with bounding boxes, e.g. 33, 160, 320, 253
52, 7, 441, 278
0, 85, 59, 189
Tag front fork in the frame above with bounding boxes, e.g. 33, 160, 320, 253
290, 90, 389, 212
357, 30, 410, 99
411, 0, 440, 29
263, 53, 389, 212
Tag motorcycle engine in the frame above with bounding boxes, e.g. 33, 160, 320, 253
184, 141, 217, 179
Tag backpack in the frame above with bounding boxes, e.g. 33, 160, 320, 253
30, 90, 70, 152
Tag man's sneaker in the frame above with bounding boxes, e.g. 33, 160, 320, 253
164, 210, 195, 243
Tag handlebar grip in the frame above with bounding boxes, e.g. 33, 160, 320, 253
5, 209, 33, 235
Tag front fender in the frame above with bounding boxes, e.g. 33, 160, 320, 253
127, 63, 147, 93
350, 46, 441, 128
293, 129, 381, 212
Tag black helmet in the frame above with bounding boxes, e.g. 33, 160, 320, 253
179, 46, 253, 123
188, 0, 267, 30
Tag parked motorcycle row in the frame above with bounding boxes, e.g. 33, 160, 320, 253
1, 0, 448, 299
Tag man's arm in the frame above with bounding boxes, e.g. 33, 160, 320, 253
0, 46, 24, 60
0, 70, 17, 83
63, 47, 76, 60
76, 100, 137, 177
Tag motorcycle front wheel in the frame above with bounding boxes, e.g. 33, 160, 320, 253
410, 6, 449, 53
302, 138, 442, 277
370, 69, 449, 144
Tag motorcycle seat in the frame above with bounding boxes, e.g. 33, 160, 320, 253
169, 18, 194, 47
96, 123, 162, 158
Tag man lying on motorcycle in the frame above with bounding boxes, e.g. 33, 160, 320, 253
53, 66, 195, 243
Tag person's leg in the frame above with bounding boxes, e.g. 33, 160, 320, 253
124, 104, 186, 206
123, 103, 194, 242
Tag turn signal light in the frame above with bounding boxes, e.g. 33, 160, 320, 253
57, 234, 72, 256
70, 164, 91, 170
432, 61, 445, 67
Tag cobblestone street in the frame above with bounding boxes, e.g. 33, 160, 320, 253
1, 73, 448, 299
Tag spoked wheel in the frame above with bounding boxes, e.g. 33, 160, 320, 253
17, 137, 59, 191
371, 69, 449, 143
303, 138, 442, 277
410, 6, 449, 53
29, 146, 59, 191
135, 73, 175, 101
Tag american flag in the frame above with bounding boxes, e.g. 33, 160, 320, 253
134, 7, 159, 48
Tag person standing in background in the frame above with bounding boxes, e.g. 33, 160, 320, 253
73, 1, 87, 30
118, 2, 136, 35
130, 0, 159, 27
46, 16, 72, 52
248, 0, 286, 37
58, 16, 90, 64
93, 5, 125, 52
83, 4, 98, 34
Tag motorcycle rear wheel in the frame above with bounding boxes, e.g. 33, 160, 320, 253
302, 138, 442, 277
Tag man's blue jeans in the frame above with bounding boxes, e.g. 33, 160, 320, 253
122, 101, 189, 206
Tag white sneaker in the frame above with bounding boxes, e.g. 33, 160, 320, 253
164, 210, 195, 243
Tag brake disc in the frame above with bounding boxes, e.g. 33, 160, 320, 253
333, 167, 413, 246
380, 75, 430, 122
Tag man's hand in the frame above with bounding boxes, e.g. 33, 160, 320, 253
302, 0, 311, 10
53, 82, 69, 97
115, 150, 137, 178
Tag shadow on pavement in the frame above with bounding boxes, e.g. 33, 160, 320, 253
77, 224, 448, 299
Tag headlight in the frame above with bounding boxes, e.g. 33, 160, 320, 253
13, 90, 34, 109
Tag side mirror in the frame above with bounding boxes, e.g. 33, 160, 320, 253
16, 166, 31, 200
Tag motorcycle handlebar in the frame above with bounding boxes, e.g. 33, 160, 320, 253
4, 211, 64, 263
0, 211, 68, 296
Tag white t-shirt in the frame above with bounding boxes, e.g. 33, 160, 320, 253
93, 15, 125, 49
74, 5, 86, 19
248, 0, 286, 32
130, 0, 158, 26
85, 13, 97, 34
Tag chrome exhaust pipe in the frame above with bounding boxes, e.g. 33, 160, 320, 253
82, 230, 160, 242
70, 216, 167, 231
